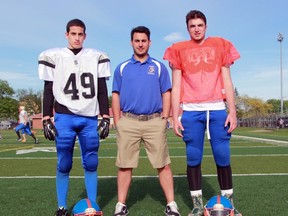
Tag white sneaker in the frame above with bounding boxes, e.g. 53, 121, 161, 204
165, 201, 181, 216
114, 202, 129, 216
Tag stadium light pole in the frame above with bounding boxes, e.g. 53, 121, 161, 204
277, 33, 284, 115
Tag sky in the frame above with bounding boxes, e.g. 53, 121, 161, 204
0, 0, 287, 101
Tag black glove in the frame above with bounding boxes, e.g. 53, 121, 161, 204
42, 119, 58, 141
97, 118, 110, 140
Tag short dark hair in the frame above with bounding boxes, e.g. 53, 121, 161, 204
131, 26, 150, 40
66, 19, 86, 33
186, 10, 207, 26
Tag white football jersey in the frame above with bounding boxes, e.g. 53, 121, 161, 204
19, 110, 27, 124
38, 48, 111, 116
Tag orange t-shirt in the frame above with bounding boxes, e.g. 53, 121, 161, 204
164, 37, 240, 103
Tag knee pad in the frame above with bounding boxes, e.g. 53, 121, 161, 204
83, 154, 98, 172
213, 145, 230, 167
56, 136, 75, 173
186, 146, 203, 167
58, 154, 73, 173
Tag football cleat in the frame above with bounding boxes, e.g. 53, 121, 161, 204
204, 195, 234, 216
188, 194, 204, 216
72, 198, 103, 216
223, 194, 242, 216
55, 207, 69, 216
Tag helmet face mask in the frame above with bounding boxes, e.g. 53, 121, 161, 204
210, 209, 230, 216
204, 196, 234, 216
72, 199, 103, 216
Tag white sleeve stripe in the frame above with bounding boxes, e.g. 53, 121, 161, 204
119, 60, 130, 76
151, 59, 161, 78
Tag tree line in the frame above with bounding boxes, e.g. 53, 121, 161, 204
0, 79, 42, 120
0, 79, 287, 122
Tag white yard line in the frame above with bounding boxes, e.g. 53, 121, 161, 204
232, 135, 288, 146
1, 173, 288, 179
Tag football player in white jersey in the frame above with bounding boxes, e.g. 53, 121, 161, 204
15, 105, 38, 143
38, 19, 111, 216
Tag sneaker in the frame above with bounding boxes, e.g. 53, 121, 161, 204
17, 138, 22, 142
114, 202, 129, 216
164, 201, 181, 216
54, 207, 69, 216
34, 139, 39, 144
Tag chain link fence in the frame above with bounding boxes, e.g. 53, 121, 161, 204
238, 115, 288, 128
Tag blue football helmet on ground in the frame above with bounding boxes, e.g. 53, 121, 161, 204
204, 195, 234, 216
72, 198, 103, 216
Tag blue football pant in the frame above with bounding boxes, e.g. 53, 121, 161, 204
54, 113, 100, 208
181, 110, 231, 167
15, 123, 33, 135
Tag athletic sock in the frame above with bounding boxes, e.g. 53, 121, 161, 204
56, 170, 69, 208
85, 170, 98, 202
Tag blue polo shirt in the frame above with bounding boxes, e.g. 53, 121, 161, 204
112, 55, 171, 115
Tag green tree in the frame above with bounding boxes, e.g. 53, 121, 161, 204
15, 89, 42, 116
0, 80, 18, 120
237, 95, 273, 118
266, 99, 288, 114
108, 95, 112, 108
0, 97, 18, 120
0, 79, 14, 98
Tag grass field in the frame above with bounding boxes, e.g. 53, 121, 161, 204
0, 127, 288, 215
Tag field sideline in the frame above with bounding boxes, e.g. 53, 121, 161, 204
0, 127, 288, 215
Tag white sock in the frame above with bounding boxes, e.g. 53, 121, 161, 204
221, 189, 233, 196
190, 189, 202, 197
116, 202, 126, 206
167, 201, 176, 206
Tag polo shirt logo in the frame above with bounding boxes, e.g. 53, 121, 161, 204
147, 66, 155, 75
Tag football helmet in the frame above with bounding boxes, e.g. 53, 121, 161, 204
72, 198, 103, 216
204, 195, 234, 216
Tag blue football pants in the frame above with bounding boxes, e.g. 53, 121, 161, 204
181, 110, 231, 167
54, 113, 100, 208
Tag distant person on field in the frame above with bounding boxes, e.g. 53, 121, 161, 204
279, 118, 284, 129
14, 106, 38, 144
21, 122, 36, 143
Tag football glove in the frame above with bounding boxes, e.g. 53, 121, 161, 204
42, 119, 58, 141
97, 118, 110, 140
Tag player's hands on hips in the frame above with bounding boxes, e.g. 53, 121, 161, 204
42, 119, 58, 141
98, 118, 110, 139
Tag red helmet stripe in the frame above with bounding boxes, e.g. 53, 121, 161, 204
86, 198, 92, 208
217, 195, 221, 204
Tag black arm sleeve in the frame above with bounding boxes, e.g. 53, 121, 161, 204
97, 78, 109, 116
43, 81, 54, 117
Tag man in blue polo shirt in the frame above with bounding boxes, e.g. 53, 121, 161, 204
112, 26, 181, 216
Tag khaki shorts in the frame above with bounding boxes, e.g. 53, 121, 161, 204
115, 116, 171, 169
